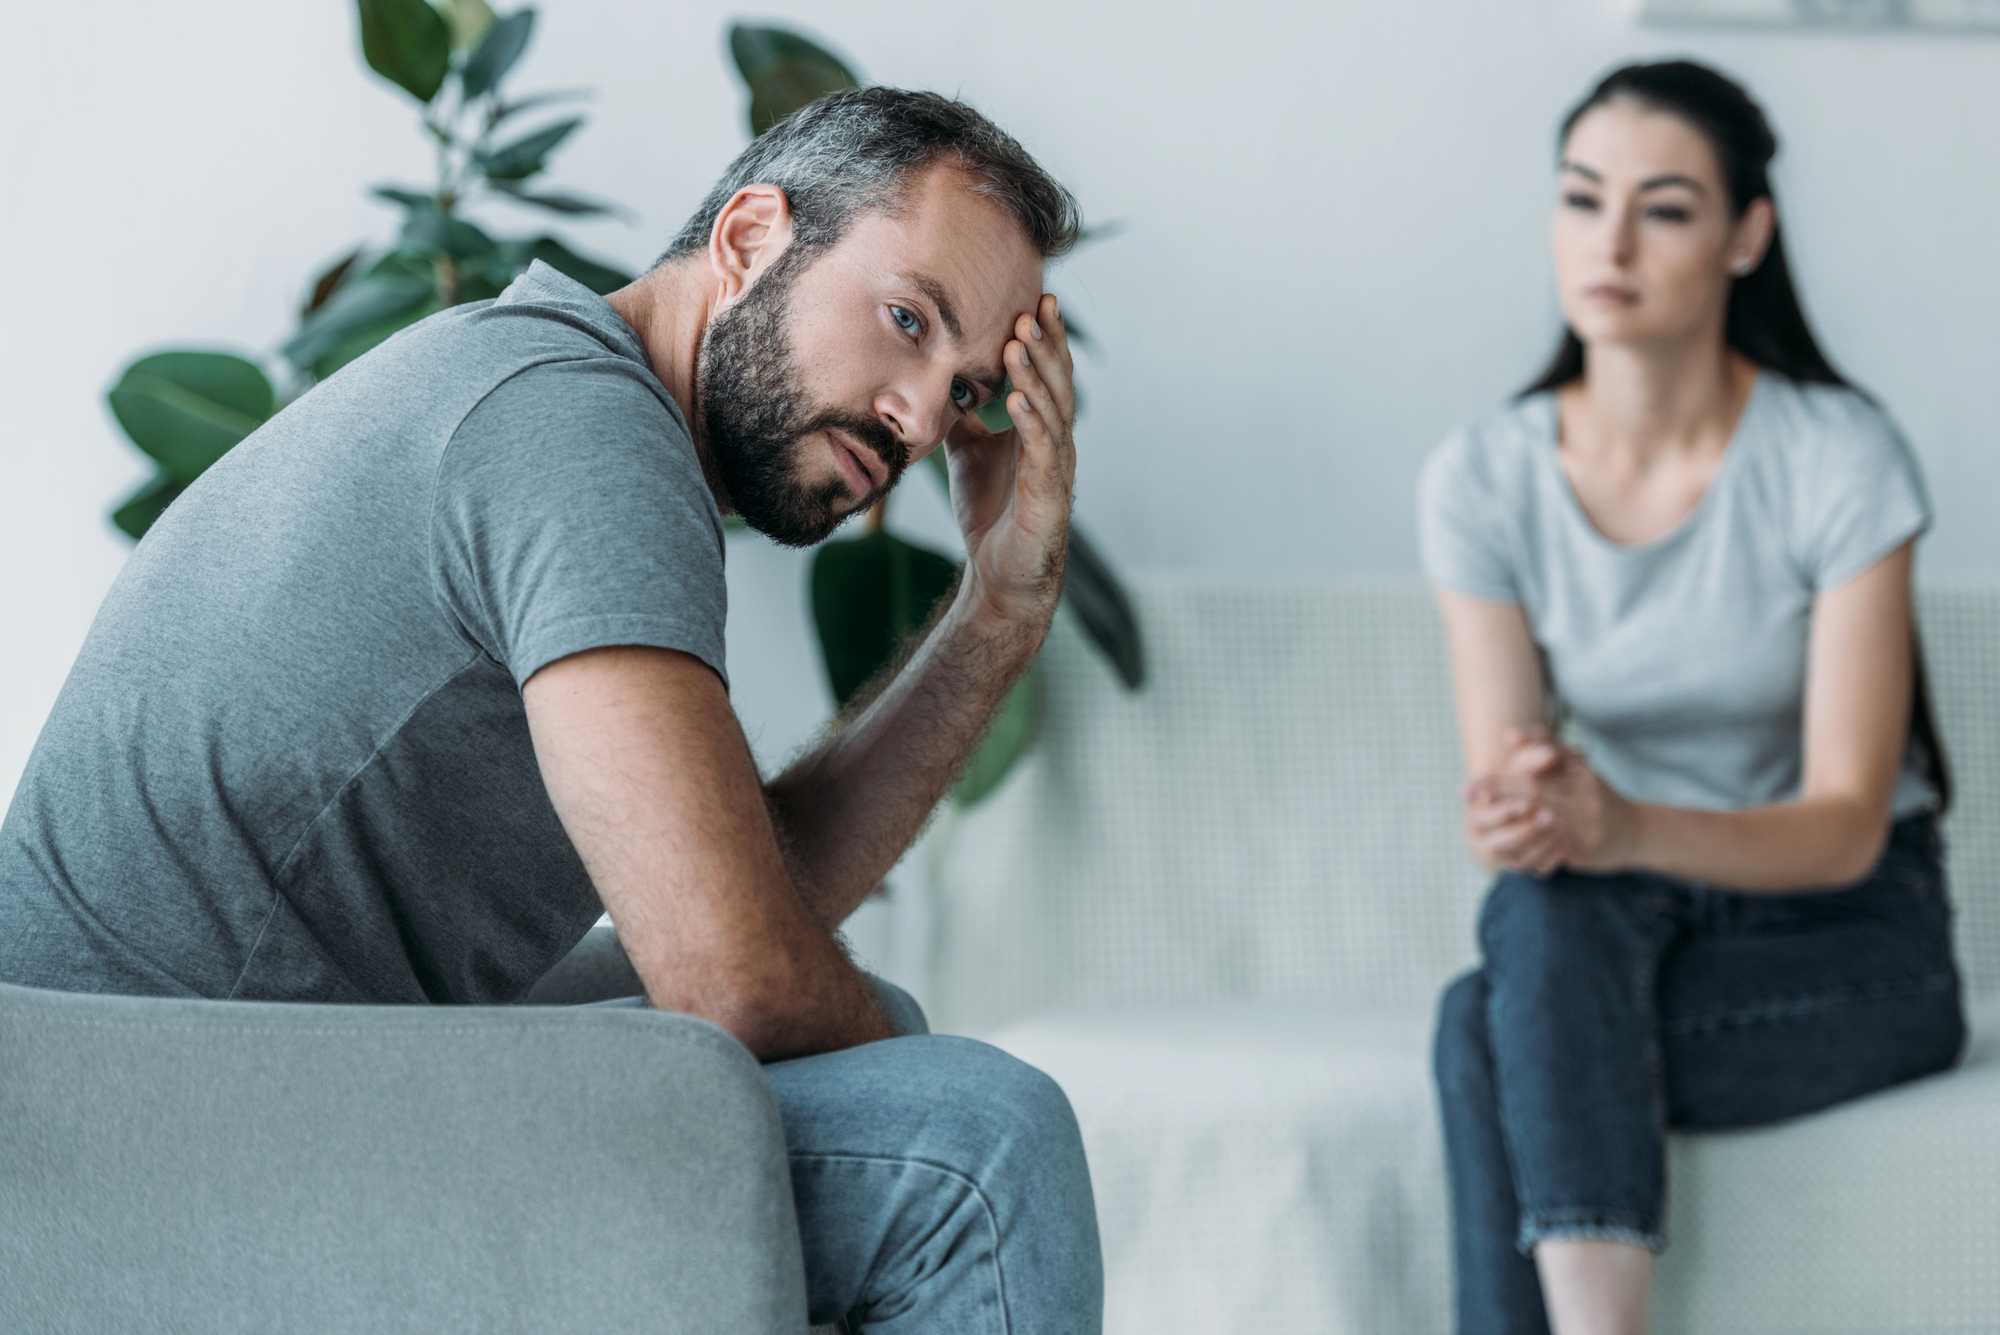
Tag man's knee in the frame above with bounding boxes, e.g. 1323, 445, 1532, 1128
906, 1036, 1083, 1158
771, 1034, 1084, 1177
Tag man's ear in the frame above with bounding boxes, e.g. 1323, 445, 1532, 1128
708, 185, 794, 305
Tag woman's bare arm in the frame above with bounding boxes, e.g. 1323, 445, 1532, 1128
1436, 591, 1553, 776
1435, 590, 1568, 872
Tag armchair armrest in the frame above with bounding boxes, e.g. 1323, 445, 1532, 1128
0, 980, 807, 1333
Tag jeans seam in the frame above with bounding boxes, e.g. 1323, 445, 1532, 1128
790, 1151, 1013, 1334
1637, 914, 1670, 1253
1660, 971, 1957, 1039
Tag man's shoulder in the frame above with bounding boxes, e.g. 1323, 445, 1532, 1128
392, 264, 660, 402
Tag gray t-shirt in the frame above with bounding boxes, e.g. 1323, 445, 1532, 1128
0, 263, 727, 1003
1418, 373, 1935, 817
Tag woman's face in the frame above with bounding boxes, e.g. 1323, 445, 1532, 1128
1551, 97, 1773, 353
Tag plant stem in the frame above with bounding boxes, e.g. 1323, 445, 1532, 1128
435, 254, 462, 308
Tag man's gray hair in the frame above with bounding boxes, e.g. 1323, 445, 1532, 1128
656, 87, 1082, 267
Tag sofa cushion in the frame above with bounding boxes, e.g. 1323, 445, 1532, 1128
991, 994, 2000, 1335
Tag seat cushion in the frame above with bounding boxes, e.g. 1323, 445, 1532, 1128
991, 994, 2000, 1335
991, 998, 1451, 1335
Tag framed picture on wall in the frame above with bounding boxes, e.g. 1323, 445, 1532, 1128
1642, 0, 2000, 27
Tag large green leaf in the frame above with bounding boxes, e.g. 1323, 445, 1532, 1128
956, 667, 1040, 806
486, 236, 631, 295
488, 179, 612, 215
490, 87, 589, 126
370, 184, 434, 209
356, 0, 452, 103
460, 7, 533, 99
400, 206, 497, 259
1063, 524, 1144, 688
728, 25, 859, 137
282, 273, 433, 369
304, 248, 365, 316
107, 352, 274, 481
365, 249, 439, 283
441, 0, 496, 50
810, 530, 960, 708
111, 473, 189, 541
477, 116, 581, 180
308, 296, 442, 381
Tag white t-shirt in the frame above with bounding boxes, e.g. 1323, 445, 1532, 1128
1418, 372, 1936, 817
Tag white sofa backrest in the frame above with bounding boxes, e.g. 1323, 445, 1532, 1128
923, 581, 2000, 1035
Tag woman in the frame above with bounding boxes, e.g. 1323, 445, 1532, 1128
1421, 60, 1964, 1335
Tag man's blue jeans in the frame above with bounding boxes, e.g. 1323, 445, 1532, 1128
601, 982, 1103, 1333
1433, 815, 1964, 1334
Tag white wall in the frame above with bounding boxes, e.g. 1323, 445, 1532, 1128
3, 0, 1997, 798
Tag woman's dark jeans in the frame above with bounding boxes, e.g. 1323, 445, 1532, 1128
1433, 815, 1965, 1334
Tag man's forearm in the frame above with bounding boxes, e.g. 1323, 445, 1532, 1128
766, 583, 1047, 927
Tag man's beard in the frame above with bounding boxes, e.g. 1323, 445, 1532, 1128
694, 248, 908, 548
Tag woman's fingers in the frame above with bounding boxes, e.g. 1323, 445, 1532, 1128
1467, 790, 1554, 833
1478, 805, 1570, 873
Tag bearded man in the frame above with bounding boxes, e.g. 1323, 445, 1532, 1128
1, 88, 1102, 1330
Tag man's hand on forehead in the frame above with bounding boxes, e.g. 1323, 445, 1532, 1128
941, 290, 1078, 637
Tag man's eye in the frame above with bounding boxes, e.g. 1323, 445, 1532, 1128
891, 305, 920, 335
950, 380, 975, 409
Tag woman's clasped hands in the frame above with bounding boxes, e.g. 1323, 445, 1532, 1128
1462, 728, 1641, 878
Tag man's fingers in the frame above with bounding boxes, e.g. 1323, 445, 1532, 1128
1015, 303, 1076, 425
1034, 293, 1076, 381
1004, 344, 1071, 498
1009, 331, 1068, 435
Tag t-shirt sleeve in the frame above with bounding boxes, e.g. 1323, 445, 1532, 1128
1795, 391, 1932, 593
1418, 428, 1521, 604
430, 357, 729, 688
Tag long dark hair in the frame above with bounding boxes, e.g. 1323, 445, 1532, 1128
1526, 59, 1952, 812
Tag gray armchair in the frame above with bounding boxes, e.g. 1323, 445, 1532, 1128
0, 928, 808, 1333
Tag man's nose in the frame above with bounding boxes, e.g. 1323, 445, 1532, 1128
875, 381, 951, 457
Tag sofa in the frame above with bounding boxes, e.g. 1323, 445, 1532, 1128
909, 581, 2000, 1334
